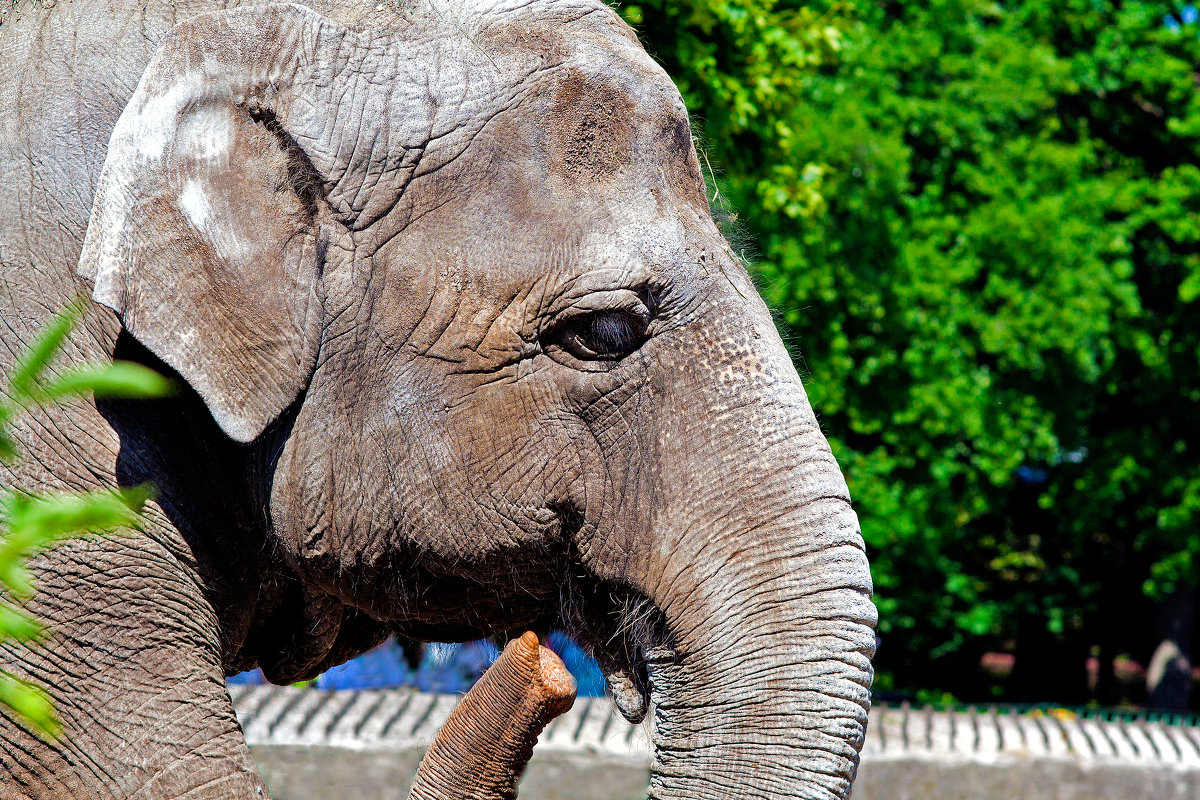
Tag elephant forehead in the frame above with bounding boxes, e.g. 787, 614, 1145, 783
346, 0, 695, 220
341, 0, 717, 332
459, 0, 643, 57
379, 196, 692, 308
377, 0, 666, 156
494, 5, 699, 195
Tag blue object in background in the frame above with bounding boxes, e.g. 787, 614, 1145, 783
227, 632, 608, 697
547, 631, 606, 696
317, 638, 418, 689
1166, 5, 1199, 30
1014, 464, 1049, 486
226, 668, 265, 686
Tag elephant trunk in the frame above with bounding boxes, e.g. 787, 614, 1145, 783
409, 632, 577, 800
625, 319, 878, 800
644, 495, 876, 799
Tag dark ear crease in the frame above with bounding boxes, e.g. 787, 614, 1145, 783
253, 108, 327, 225
79, 85, 327, 443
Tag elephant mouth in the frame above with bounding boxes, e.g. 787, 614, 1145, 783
386, 590, 654, 722
560, 581, 662, 725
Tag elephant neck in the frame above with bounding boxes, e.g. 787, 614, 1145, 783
84, 332, 277, 671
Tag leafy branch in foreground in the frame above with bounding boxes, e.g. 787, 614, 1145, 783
0, 300, 171, 735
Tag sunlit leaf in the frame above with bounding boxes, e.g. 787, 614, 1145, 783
4, 486, 153, 546
0, 603, 42, 642
0, 558, 34, 600
41, 362, 175, 402
0, 674, 59, 737
7, 300, 84, 403
0, 300, 163, 735
0, 429, 16, 464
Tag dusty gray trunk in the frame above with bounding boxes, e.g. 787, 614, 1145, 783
595, 361, 877, 794
623, 293, 878, 800
644, 477, 875, 798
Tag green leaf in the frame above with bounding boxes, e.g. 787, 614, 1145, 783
41, 362, 175, 401
4, 486, 154, 548
0, 602, 43, 642
0, 428, 17, 464
1180, 268, 1200, 304
0, 299, 163, 733
0, 673, 59, 737
0, 558, 35, 601
0, 487, 155, 596
7, 300, 84, 404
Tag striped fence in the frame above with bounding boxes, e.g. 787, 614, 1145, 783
231, 685, 1200, 800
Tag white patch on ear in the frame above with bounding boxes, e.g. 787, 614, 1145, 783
178, 179, 211, 231
177, 178, 248, 261
209, 220, 249, 263
126, 73, 205, 161
177, 107, 233, 162
81, 71, 212, 308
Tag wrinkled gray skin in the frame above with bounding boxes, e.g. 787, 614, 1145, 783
0, 0, 876, 798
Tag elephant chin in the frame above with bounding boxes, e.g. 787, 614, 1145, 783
250, 594, 388, 685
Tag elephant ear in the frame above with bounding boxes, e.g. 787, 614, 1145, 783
79, 5, 360, 442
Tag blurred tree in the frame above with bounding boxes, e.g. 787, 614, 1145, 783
625, 0, 1200, 706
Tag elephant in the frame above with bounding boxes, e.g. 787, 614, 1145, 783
0, 0, 877, 798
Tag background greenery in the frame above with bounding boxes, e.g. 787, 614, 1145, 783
622, 0, 1200, 706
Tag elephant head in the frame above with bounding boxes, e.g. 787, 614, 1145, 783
78, 1, 876, 797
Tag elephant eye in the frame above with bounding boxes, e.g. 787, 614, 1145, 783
548, 311, 648, 361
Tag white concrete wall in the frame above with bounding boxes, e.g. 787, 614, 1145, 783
231, 686, 1200, 800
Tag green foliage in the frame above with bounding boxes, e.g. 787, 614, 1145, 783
0, 301, 169, 734
628, 0, 1200, 701
622, 0, 853, 230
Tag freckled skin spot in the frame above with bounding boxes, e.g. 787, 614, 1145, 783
547, 70, 635, 184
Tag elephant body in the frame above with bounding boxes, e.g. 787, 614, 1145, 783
0, 1, 876, 798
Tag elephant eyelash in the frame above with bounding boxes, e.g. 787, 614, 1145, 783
543, 310, 649, 362
584, 313, 639, 354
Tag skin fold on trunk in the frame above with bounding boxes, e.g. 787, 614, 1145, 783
408, 632, 577, 800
